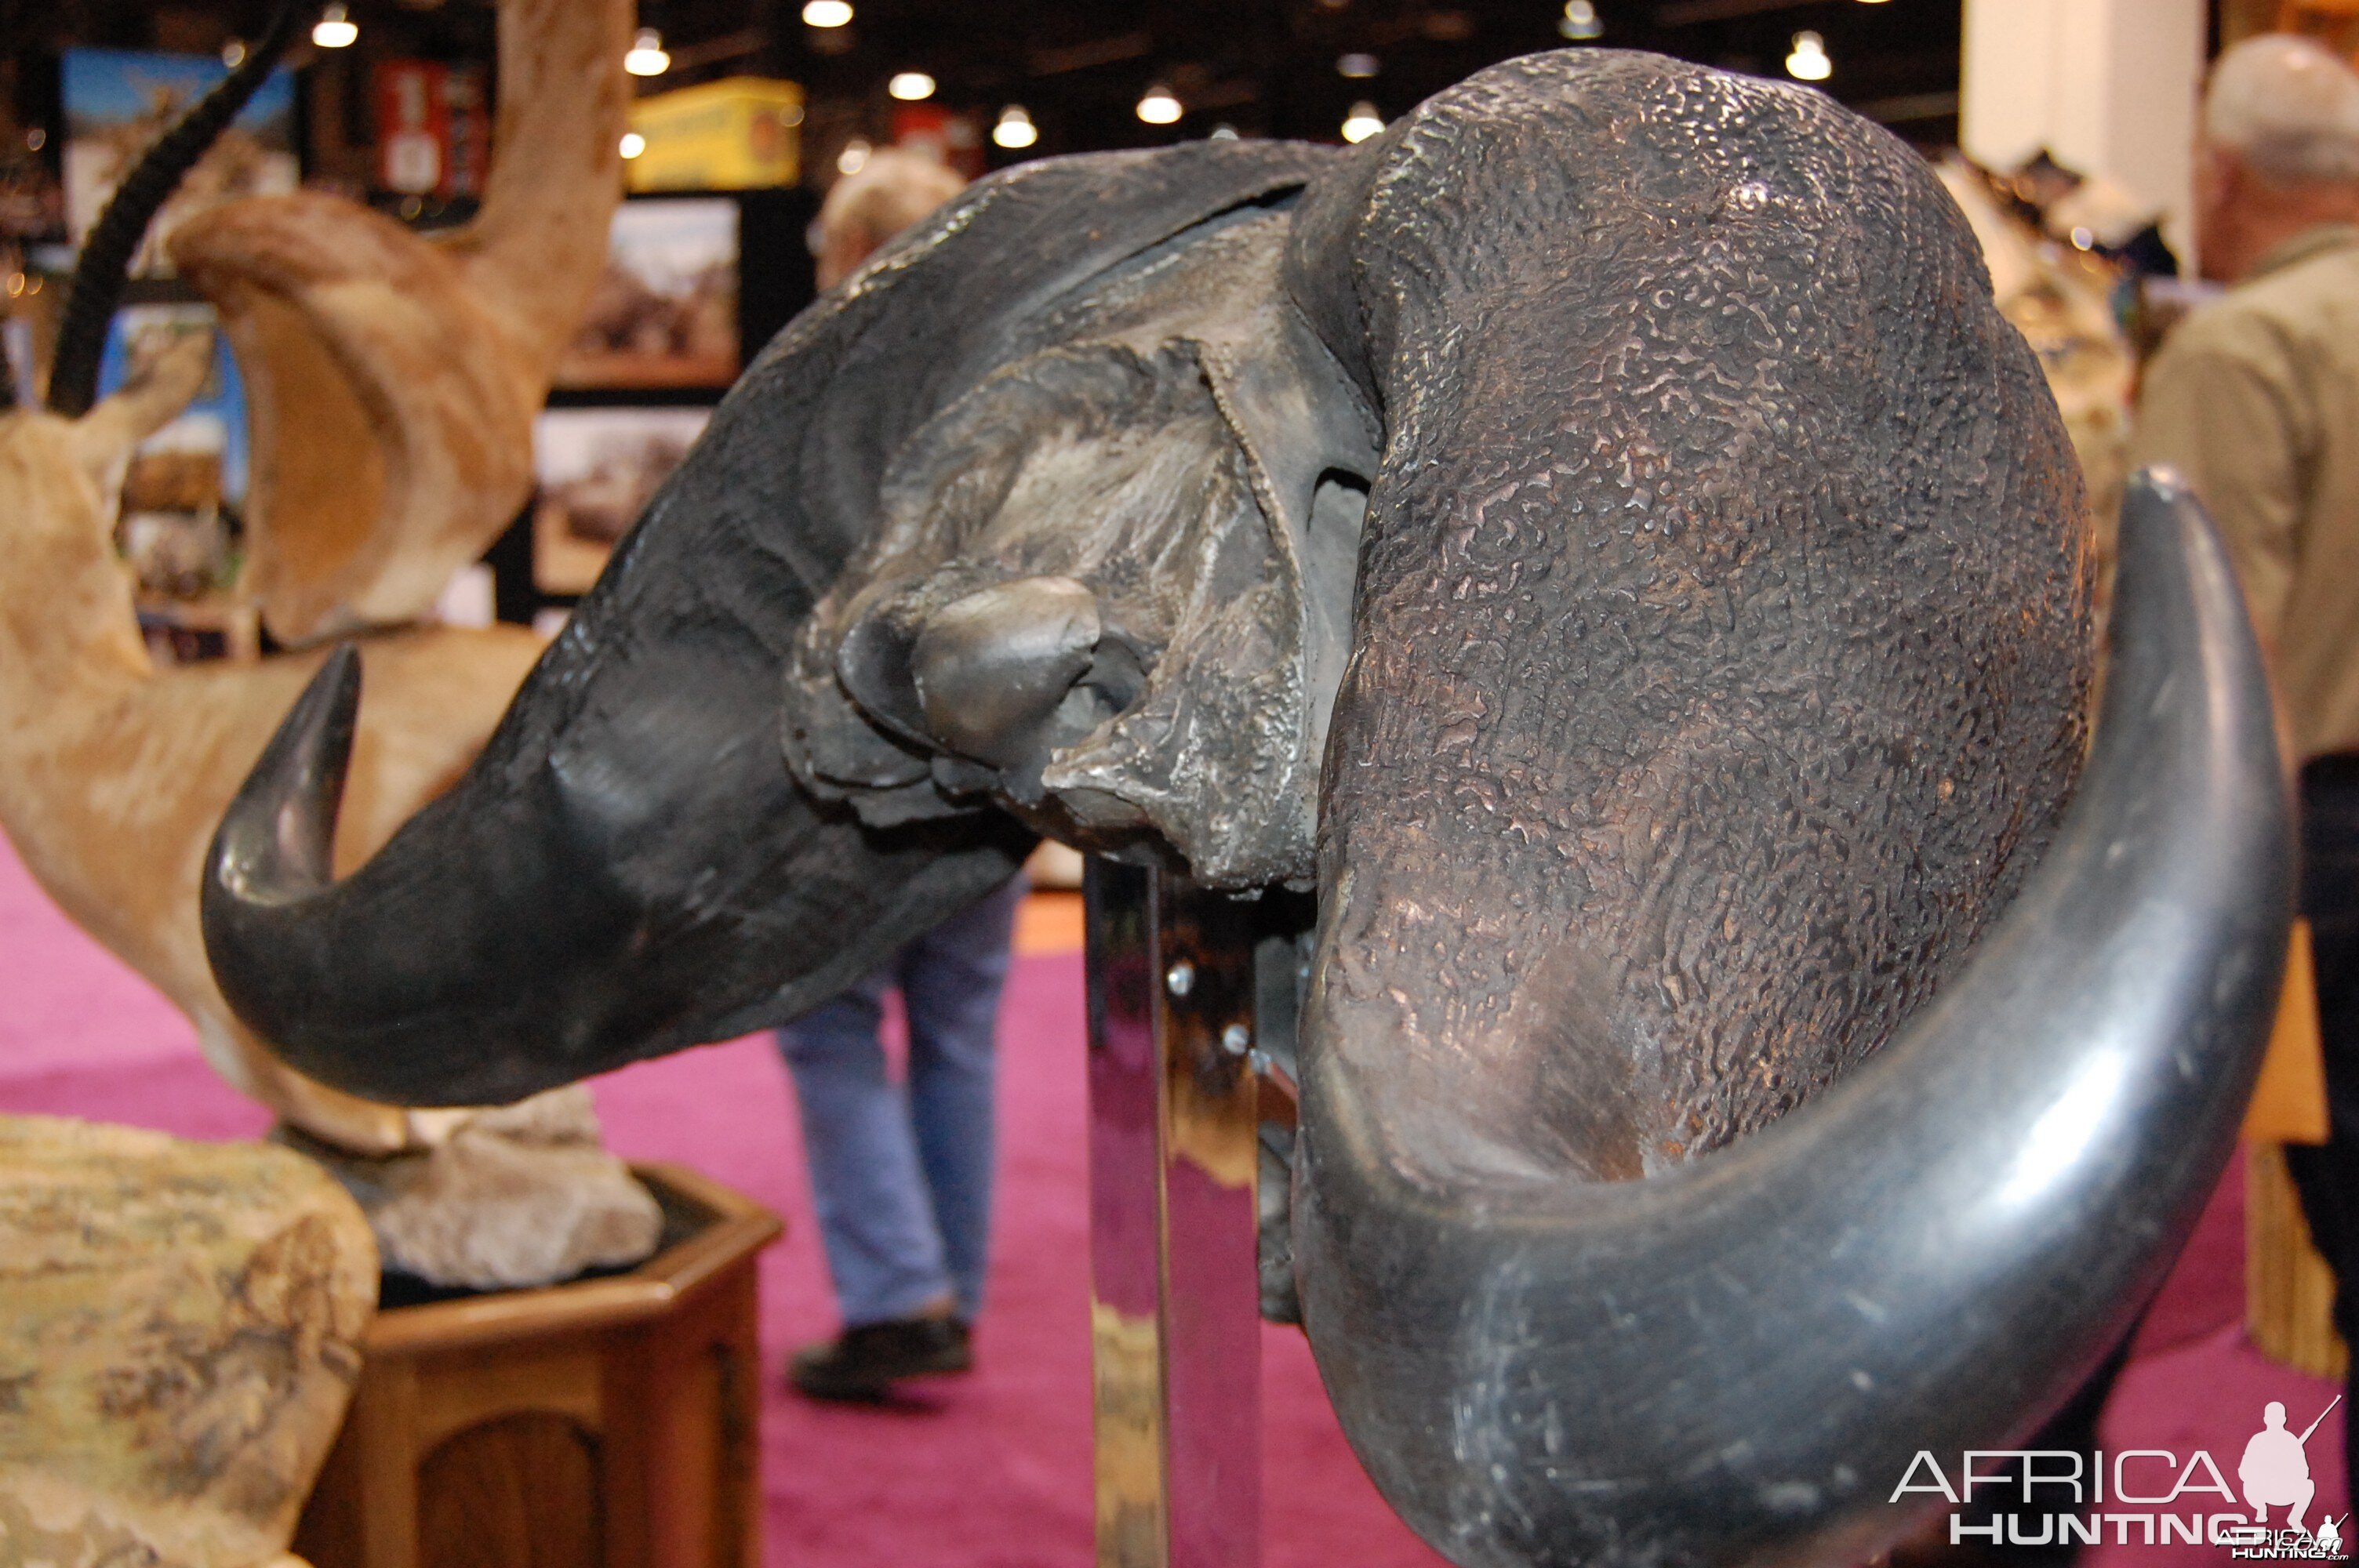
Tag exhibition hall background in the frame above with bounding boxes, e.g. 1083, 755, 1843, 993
0, 0, 2335, 1562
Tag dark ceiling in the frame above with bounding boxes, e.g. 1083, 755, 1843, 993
780, 0, 1963, 158
5, 0, 1966, 188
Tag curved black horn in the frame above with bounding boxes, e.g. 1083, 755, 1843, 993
203, 626, 1032, 1105
1295, 471, 2290, 1566
202, 142, 1332, 1105
49, 0, 300, 417
1283, 49, 2291, 1568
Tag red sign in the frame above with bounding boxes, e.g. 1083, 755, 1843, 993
373, 60, 489, 199
887, 103, 983, 180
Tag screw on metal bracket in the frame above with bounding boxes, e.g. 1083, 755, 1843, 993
1165, 961, 1195, 998
1221, 1022, 1250, 1056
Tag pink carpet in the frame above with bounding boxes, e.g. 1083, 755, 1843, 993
0, 836, 2339, 1563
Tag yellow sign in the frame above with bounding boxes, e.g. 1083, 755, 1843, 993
627, 77, 802, 191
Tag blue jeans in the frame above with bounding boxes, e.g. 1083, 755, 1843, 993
775, 880, 1021, 1328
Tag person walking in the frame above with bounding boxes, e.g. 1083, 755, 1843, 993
2130, 31, 2359, 1517
775, 147, 1019, 1403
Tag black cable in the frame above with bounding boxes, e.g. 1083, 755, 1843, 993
47, 1, 303, 417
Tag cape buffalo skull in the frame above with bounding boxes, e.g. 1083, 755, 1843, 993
202, 50, 2292, 1567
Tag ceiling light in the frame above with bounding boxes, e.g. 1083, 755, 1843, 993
1341, 100, 1384, 143
838, 137, 871, 176
1559, 1, 1602, 41
888, 71, 936, 101
620, 131, 646, 158
1784, 30, 1830, 82
625, 27, 671, 76
992, 104, 1038, 150
221, 40, 248, 67
1337, 52, 1379, 79
311, 4, 358, 48
1209, 123, 1240, 140
1136, 85, 1183, 125
801, 0, 853, 24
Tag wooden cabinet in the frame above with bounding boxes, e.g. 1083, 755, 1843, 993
296, 1163, 782, 1568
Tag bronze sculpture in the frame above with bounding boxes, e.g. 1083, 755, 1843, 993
202, 51, 2292, 1566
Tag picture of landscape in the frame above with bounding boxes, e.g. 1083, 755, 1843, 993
531, 406, 713, 593
554, 198, 740, 390
97, 303, 249, 602
64, 49, 297, 276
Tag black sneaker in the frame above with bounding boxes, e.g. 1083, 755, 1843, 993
787, 1316, 973, 1402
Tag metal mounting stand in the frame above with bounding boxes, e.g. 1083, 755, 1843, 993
1085, 861, 1313, 1568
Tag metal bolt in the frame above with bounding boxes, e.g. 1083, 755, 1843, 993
1221, 1022, 1250, 1056
1165, 961, 1194, 998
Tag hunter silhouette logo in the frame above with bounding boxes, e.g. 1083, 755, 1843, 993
1892, 1397, 2351, 1556
2241, 1399, 2337, 1534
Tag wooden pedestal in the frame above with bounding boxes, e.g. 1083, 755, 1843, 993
294, 1163, 783, 1568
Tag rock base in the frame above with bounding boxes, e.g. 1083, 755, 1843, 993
286, 1087, 663, 1292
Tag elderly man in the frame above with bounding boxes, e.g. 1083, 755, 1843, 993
2131, 32, 2359, 1516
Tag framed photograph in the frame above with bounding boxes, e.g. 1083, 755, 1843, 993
531, 406, 712, 594
554, 197, 741, 390
64, 49, 298, 276
96, 303, 250, 603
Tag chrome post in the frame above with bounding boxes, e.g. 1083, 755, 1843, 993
1085, 860, 1268, 1568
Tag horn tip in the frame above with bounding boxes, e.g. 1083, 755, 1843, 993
2125, 464, 2194, 510
205, 642, 364, 909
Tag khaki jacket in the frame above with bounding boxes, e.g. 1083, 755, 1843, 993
2129, 225, 2359, 760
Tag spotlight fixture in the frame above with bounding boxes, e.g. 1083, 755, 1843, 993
311, 3, 358, 48
1341, 100, 1384, 143
1784, 30, 1830, 82
888, 71, 936, 101
1337, 52, 1379, 79
838, 137, 871, 176
221, 39, 248, 67
802, 0, 853, 24
1208, 123, 1240, 140
992, 104, 1038, 150
624, 27, 671, 76
1558, 1, 1602, 41
1136, 85, 1183, 125
620, 131, 646, 158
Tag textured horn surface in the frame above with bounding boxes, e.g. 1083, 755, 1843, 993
1296, 472, 2288, 1566
1280, 49, 2285, 1568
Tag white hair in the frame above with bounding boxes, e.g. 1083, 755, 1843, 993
819, 149, 966, 260
2205, 34, 2359, 187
